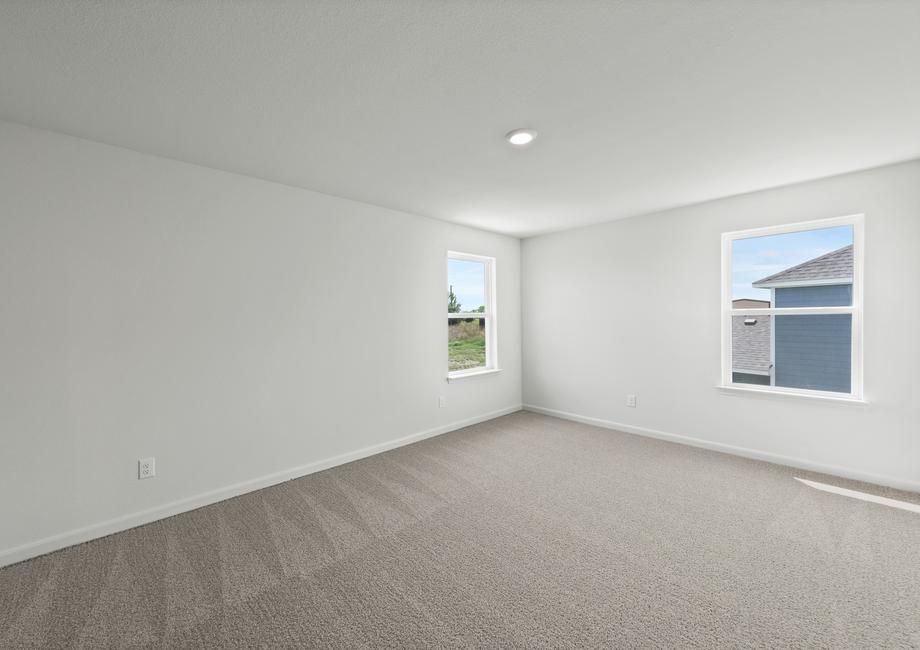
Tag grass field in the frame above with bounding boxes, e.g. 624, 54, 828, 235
448, 319, 486, 371
448, 336, 486, 371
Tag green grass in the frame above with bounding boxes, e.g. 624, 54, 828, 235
448, 335, 486, 371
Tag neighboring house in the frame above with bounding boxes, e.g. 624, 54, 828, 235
731, 299, 771, 385
742, 244, 854, 392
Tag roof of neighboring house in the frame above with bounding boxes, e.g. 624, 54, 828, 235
732, 298, 770, 309
732, 314, 771, 374
752, 244, 853, 287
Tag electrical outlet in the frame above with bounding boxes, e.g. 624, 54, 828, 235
138, 457, 156, 480
438, 395, 447, 408
626, 394, 637, 408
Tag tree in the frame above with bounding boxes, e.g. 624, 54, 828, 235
448, 285, 461, 313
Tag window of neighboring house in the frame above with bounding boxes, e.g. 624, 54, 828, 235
721, 215, 863, 399
447, 252, 497, 378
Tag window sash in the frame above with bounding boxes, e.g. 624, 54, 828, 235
720, 214, 864, 400
447, 251, 497, 376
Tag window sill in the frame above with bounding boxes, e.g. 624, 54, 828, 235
716, 384, 867, 405
447, 368, 502, 382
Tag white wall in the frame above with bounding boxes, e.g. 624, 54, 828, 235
523, 160, 920, 491
0, 121, 521, 565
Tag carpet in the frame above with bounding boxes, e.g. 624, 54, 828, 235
1, 411, 919, 648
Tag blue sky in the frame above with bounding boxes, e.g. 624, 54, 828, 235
448, 259, 485, 312
732, 225, 853, 301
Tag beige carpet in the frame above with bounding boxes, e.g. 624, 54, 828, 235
1, 411, 919, 648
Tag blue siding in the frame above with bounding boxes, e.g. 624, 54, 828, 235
774, 314, 851, 393
774, 284, 851, 307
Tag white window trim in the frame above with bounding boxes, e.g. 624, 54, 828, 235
446, 367, 502, 382
755, 277, 852, 289
720, 213, 864, 401
447, 251, 498, 379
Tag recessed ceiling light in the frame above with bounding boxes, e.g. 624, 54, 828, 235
505, 128, 537, 146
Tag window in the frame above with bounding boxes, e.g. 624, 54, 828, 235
447, 252, 497, 377
721, 214, 863, 399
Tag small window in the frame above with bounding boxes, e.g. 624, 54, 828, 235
447, 252, 496, 377
722, 215, 863, 399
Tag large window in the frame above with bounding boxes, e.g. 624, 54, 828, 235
447, 252, 496, 377
721, 215, 863, 399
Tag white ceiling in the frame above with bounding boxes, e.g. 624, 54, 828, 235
2, 1, 919, 237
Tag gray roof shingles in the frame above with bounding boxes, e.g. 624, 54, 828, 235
752, 244, 853, 287
732, 315, 771, 374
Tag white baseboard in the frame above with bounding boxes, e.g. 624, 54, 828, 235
523, 404, 920, 494
0, 405, 522, 568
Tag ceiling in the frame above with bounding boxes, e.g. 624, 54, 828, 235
2, 1, 919, 237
